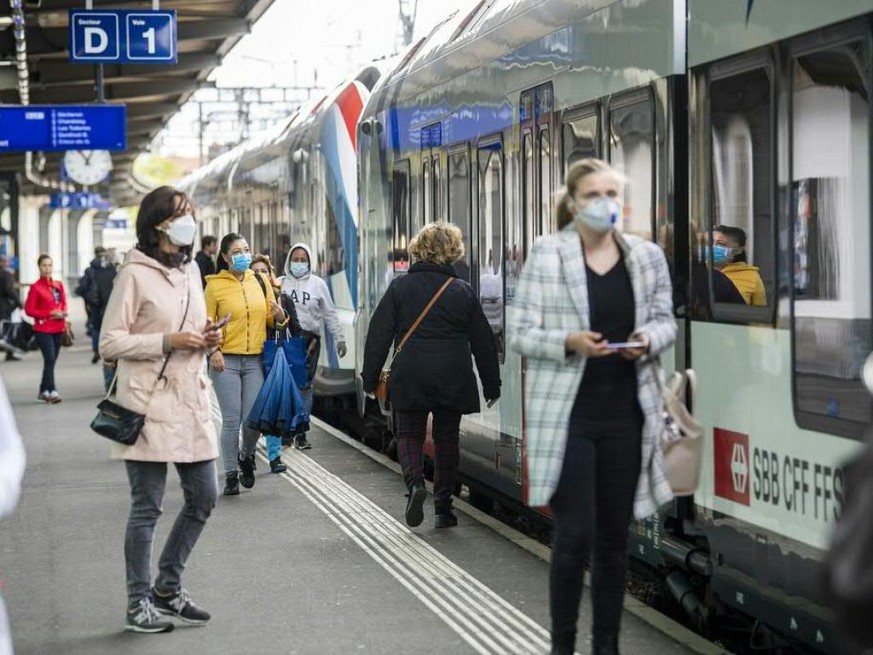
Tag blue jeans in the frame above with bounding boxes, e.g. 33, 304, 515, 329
34, 332, 62, 394
265, 435, 281, 461
209, 354, 264, 475
124, 459, 217, 607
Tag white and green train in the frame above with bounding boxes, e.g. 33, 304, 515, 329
355, 1, 873, 651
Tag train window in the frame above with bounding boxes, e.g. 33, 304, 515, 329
478, 139, 505, 358
522, 131, 535, 255
422, 161, 432, 224
321, 201, 344, 278
791, 40, 872, 438
448, 148, 472, 282
609, 95, 654, 240
433, 157, 442, 220
707, 66, 775, 319
539, 128, 552, 235
392, 162, 412, 273
562, 109, 598, 179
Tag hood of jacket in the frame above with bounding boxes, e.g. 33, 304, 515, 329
125, 247, 189, 278
204, 268, 251, 289
721, 262, 760, 275
284, 243, 313, 280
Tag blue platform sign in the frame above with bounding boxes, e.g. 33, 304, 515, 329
50, 193, 112, 210
0, 105, 127, 152
69, 10, 177, 64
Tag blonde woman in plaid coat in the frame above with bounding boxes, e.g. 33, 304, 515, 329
508, 159, 676, 655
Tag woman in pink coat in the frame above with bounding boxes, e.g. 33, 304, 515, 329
99, 186, 221, 634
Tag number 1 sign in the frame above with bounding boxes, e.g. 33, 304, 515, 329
69, 10, 177, 64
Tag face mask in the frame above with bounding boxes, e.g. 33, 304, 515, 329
290, 262, 309, 278
704, 245, 733, 265
162, 214, 197, 247
571, 197, 619, 233
230, 253, 252, 272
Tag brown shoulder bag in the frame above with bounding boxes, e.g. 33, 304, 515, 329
374, 277, 453, 402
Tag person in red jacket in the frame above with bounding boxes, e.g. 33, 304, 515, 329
24, 254, 68, 403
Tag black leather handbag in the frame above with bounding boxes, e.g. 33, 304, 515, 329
91, 392, 147, 446
91, 287, 191, 446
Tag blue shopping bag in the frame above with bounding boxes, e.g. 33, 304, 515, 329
263, 333, 308, 389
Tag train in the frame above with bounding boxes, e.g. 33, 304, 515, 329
181, 1, 873, 651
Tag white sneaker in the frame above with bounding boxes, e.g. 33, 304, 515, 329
38, 390, 50, 402
47, 390, 61, 404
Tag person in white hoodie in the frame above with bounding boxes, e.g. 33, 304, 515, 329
281, 243, 346, 449
0, 377, 25, 655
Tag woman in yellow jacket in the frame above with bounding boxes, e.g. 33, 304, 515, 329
713, 225, 767, 306
205, 233, 286, 496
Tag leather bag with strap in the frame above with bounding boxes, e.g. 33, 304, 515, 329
374, 277, 453, 402
654, 361, 704, 496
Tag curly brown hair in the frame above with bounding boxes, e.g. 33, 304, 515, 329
408, 222, 465, 266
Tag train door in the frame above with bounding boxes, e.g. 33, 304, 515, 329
420, 122, 443, 231
447, 145, 474, 285
520, 83, 554, 256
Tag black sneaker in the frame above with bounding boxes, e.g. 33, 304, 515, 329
125, 598, 174, 633
152, 587, 211, 625
294, 434, 312, 450
223, 472, 240, 496
91, 352, 100, 364
270, 457, 287, 473
435, 510, 458, 529
238, 455, 256, 488
405, 483, 427, 527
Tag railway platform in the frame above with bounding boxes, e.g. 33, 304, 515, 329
0, 338, 719, 655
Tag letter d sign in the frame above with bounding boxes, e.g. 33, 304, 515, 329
84, 27, 108, 54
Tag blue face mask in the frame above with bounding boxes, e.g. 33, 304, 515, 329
704, 245, 733, 265
290, 262, 309, 278
231, 253, 252, 272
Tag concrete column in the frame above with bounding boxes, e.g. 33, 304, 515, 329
19, 197, 45, 284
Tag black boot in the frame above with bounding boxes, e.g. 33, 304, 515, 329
223, 472, 240, 496
434, 501, 458, 529
238, 455, 256, 488
405, 483, 427, 527
592, 634, 619, 655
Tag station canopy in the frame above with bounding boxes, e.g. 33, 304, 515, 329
0, 0, 275, 207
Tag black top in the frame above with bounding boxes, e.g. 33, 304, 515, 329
195, 251, 216, 288
362, 261, 501, 414
572, 257, 639, 422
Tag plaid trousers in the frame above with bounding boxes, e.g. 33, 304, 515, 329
394, 410, 461, 506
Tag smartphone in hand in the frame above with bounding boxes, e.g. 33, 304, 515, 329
205, 314, 231, 334
603, 341, 646, 350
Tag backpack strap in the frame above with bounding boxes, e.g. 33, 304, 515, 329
253, 272, 268, 299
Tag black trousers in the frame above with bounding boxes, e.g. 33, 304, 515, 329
549, 411, 643, 653
394, 410, 461, 508
35, 332, 63, 393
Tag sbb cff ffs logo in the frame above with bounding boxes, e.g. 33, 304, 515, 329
714, 428, 750, 506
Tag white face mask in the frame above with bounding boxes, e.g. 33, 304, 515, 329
569, 197, 620, 233
162, 214, 197, 247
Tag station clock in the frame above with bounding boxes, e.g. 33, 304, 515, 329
63, 150, 113, 186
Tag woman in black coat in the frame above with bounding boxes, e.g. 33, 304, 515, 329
362, 222, 501, 529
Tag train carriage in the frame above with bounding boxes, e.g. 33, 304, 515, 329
355, 1, 873, 651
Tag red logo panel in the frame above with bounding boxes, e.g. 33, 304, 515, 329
714, 428, 750, 506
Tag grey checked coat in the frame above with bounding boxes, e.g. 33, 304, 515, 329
507, 228, 677, 519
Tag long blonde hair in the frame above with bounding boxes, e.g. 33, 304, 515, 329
555, 158, 624, 230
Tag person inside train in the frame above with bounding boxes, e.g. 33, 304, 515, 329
99, 187, 221, 633
508, 158, 677, 655
686, 222, 746, 314
362, 222, 501, 529
712, 224, 766, 306
281, 243, 347, 450
250, 253, 302, 473
206, 234, 288, 496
